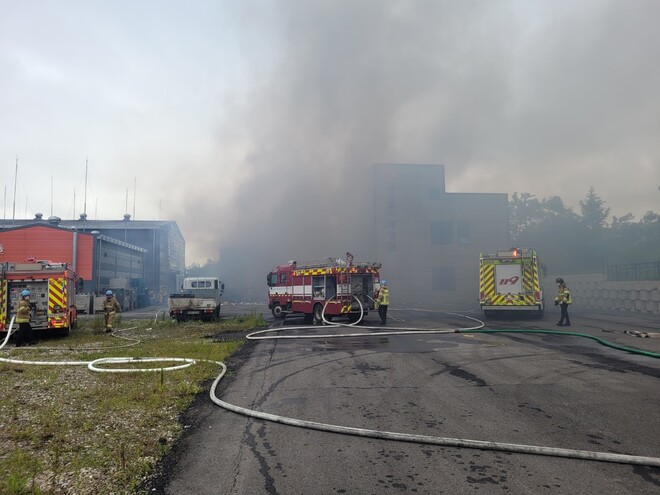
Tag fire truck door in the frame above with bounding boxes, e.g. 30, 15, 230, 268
9, 282, 49, 328
312, 276, 325, 299
325, 276, 336, 300
351, 275, 371, 304
494, 264, 523, 295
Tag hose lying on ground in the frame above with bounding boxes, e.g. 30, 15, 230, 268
209, 360, 660, 467
457, 328, 660, 359
2, 312, 659, 467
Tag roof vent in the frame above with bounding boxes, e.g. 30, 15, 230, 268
34, 212, 43, 220
79, 213, 88, 220
123, 213, 131, 221
47, 216, 61, 226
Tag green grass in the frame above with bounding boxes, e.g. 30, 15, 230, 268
0, 312, 266, 494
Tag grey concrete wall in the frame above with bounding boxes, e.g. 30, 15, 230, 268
549, 273, 660, 315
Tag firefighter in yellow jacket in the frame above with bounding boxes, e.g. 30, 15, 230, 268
15, 289, 36, 346
102, 290, 122, 333
554, 278, 571, 327
377, 280, 390, 325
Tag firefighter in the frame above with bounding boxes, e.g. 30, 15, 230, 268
554, 278, 571, 326
102, 290, 122, 333
15, 289, 36, 347
377, 280, 390, 325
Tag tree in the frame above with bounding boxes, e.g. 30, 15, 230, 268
579, 187, 610, 230
185, 258, 220, 277
509, 192, 541, 240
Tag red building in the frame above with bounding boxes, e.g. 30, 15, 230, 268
0, 224, 94, 279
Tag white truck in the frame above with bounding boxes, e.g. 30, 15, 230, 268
168, 277, 225, 322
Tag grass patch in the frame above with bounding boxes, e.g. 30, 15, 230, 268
0, 312, 266, 494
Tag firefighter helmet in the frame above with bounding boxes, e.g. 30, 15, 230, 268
106, 290, 113, 296
555, 277, 564, 284
381, 280, 387, 286
21, 290, 31, 297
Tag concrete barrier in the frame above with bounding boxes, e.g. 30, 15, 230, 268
548, 273, 660, 315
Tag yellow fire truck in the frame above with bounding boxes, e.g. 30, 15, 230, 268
479, 248, 545, 318
0, 260, 78, 336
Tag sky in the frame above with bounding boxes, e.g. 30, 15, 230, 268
1, 0, 659, 265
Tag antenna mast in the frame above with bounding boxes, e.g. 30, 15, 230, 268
83, 157, 88, 216
12, 156, 18, 224
133, 176, 136, 220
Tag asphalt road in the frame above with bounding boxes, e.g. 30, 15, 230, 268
145, 306, 660, 495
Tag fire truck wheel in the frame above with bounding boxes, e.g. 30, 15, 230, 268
271, 304, 285, 319
59, 323, 71, 337
313, 304, 324, 324
347, 313, 361, 324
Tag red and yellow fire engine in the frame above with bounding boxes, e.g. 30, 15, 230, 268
0, 260, 78, 336
267, 252, 382, 323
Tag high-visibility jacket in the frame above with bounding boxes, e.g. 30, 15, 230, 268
555, 286, 571, 305
102, 296, 122, 314
16, 299, 31, 323
378, 287, 390, 306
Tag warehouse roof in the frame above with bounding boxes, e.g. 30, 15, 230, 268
0, 214, 180, 233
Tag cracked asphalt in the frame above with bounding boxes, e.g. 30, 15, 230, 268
145, 307, 660, 494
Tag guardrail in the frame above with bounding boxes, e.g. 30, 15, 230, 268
606, 261, 660, 281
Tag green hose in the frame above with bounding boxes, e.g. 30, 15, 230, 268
457, 329, 660, 359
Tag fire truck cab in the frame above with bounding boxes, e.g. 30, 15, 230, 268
267, 253, 382, 323
0, 260, 78, 336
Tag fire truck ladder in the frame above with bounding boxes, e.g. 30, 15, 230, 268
519, 248, 536, 300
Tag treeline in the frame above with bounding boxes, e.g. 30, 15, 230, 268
510, 187, 659, 274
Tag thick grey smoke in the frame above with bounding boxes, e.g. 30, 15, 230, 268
168, 0, 660, 286
174, 1, 518, 265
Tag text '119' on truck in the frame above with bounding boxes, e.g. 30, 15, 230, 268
0, 260, 78, 336
479, 248, 545, 319
168, 277, 225, 322
267, 252, 382, 324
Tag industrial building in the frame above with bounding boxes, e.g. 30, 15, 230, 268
0, 214, 184, 309
217, 163, 510, 307
371, 163, 509, 309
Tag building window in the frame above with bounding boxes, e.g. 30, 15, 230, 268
432, 267, 455, 291
430, 221, 453, 244
457, 221, 470, 244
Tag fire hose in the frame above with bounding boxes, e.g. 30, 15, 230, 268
2, 308, 660, 467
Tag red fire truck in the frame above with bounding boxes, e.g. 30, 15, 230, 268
267, 252, 382, 323
0, 260, 78, 336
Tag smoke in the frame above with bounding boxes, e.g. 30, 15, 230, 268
161, 0, 660, 286
172, 1, 517, 266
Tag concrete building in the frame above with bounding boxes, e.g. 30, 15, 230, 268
372, 164, 509, 309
